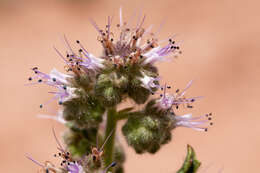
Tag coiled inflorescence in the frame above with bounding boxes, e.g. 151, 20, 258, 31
27, 7, 212, 173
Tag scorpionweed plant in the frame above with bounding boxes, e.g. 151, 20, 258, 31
27, 7, 213, 173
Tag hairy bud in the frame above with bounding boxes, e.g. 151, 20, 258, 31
122, 111, 172, 154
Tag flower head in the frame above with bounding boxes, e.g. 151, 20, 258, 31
88, 8, 181, 67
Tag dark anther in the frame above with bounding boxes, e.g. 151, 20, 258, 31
63, 86, 67, 90
28, 77, 32, 81
209, 113, 212, 116
62, 160, 66, 163
32, 67, 38, 70
59, 101, 63, 105
167, 86, 171, 89
54, 154, 57, 157
102, 33, 105, 36
160, 94, 163, 97
67, 54, 70, 57
52, 78, 56, 82
151, 92, 154, 95
176, 46, 179, 49
66, 152, 70, 155
58, 153, 61, 156
38, 79, 42, 83
208, 117, 212, 120
132, 36, 136, 39
67, 162, 70, 165
76, 40, 80, 44
76, 62, 79, 65
171, 46, 174, 49
46, 168, 49, 173
172, 41, 175, 44
79, 49, 83, 52
205, 128, 208, 132
187, 105, 193, 108
140, 55, 143, 58
40, 104, 43, 108
129, 56, 132, 59
111, 162, 117, 167
210, 122, 213, 126
92, 155, 96, 161
169, 39, 172, 42
150, 45, 154, 48
111, 38, 113, 42
65, 155, 69, 159
176, 89, 180, 93
176, 106, 179, 109
61, 163, 63, 166
191, 99, 195, 102
69, 59, 73, 61
161, 87, 163, 90
77, 67, 81, 70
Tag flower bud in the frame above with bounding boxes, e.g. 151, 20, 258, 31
63, 93, 105, 129
63, 128, 98, 158
122, 112, 172, 154
95, 73, 124, 107
127, 78, 151, 104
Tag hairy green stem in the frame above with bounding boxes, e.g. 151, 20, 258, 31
104, 107, 117, 171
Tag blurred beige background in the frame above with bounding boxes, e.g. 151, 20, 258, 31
1, 0, 260, 172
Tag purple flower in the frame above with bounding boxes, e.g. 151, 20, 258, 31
67, 162, 84, 173
88, 7, 181, 67
139, 72, 160, 91
37, 110, 66, 124
155, 80, 202, 110
173, 113, 213, 131
28, 68, 76, 108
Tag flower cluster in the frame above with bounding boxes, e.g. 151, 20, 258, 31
27, 7, 212, 173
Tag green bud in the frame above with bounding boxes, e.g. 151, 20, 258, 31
63, 93, 105, 129
122, 112, 172, 154
63, 128, 97, 158
95, 73, 124, 107
128, 78, 151, 104
177, 145, 201, 173
72, 74, 93, 92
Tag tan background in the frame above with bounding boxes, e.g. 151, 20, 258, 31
1, 0, 260, 172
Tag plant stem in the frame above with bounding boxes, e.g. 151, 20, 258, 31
104, 107, 117, 171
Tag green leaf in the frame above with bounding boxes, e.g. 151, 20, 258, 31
177, 145, 201, 173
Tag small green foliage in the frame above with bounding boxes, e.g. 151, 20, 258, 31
177, 145, 201, 173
